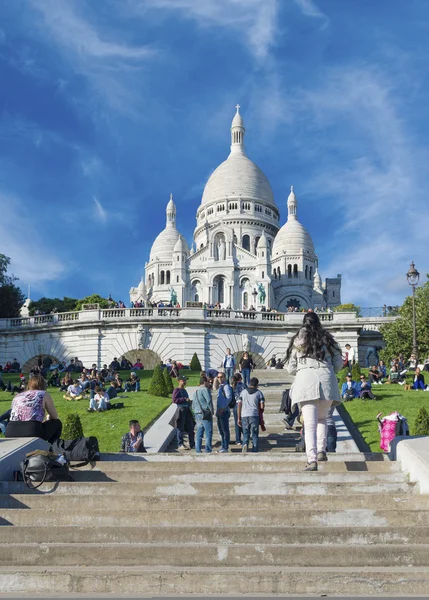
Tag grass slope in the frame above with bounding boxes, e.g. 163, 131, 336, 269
342, 370, 429, 451
0, 370, 201, 452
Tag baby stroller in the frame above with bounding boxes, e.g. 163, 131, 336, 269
377, 412, 409, 452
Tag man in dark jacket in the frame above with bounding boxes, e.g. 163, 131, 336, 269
172, 376, 195, 450
237, 377, 265, 453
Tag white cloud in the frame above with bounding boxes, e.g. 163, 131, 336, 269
294, 0, 329, 28
0, 191, 65, 286
137, 0, 278, 59
93, 196, 108, 223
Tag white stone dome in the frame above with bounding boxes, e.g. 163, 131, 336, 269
201, 153, 276, 208
150, 226, 181, 262
173, 234, 189, 253
272, 187, 315, 256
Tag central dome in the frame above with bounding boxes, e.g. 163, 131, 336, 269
199, 106, 276, 209
201, 153, 276, 207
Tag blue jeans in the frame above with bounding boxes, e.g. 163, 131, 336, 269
366, 348, 379, 368
241, 369, 251, 387
225, 367, 234, 384
217, 409, 230, 450
195, 415, 213, 453
412, 380, 426, 390
241, 416, 259, 452
285, 403, 299, 427
233, 404, 242, 443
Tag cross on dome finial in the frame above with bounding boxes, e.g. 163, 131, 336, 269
290, 185, 294, 192
170, 193, 173, 201
235, 104, 240, 113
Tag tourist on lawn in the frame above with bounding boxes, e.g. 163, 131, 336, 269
125, 372, 140, 392
113, 372, 124, 392
11, 375, 26, 395
170, 361, 180, 379
239, 352, 254, 388
47, 369, 60, 387
64, 380, 84, 401
341, 373, 359, 401
78, 373, 91, 393
6, 374, 62, 443
408, 354, 418, 371
10, 359, 21, 373
109, 357, 120, 371
60, 372, 73, 391
368, 365, 383, 385
132, 358, 144, 370
286, 312, 343, 472
3, 362, 12, 372
121, 420, 146, 453
215, 372, 233, 453
358, 375, 376, 400
378, 360, 387, 378
231, 373, 245, 445
106, 380, 119, 400
411, 368, 426, 391
237, 377, 265, 453
387, 365, 404, 384
120, 356, 132, 370
192, 377, 214, 454
88, 385, 109, 412
172, 376, 195, 450
343, 344, 355, 371
223, 348, 236, 384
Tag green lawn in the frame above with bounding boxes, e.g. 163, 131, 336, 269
342, 372, 429, 451
0, 370, 201, 452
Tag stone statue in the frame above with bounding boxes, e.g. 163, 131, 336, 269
170, 287, 177, 306
137, 325, 146, 349
258, 283, 266, 304
242, 334, 251, 352
217, 238, 226, 261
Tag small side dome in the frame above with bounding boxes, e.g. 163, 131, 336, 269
272, 186, 315, 256
257, 231, 268, 248
173, 235, 189, 253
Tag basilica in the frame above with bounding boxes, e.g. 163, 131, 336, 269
130, 107, 341, 311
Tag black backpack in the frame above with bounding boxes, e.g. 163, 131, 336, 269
21, 450, 73, 489
51, 436, 100, 467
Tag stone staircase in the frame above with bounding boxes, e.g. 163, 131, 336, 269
0, 370, 428, 595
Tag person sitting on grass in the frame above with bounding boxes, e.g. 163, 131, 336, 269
132, 358, 144, 370
411, 368, 426, 391
107, 380, 119, 400
368, 365, 383, 385
121, 420, 146, 453
109, 357, 120, 371
88, 385, 109, 412
114, 372, 124, 392
10, 359, 21, 373
341, 373, 359, 401
11, 375, 26, 395
60, 372, 72, 392
125, 372, 140, 392
358, 375, 376, 400
120, 356, 132, 370
64, 379, 83, 401
378, 360, 387, 378
78, 373, 91, 393
48, 369, 60, 387
387, 365, 404, 385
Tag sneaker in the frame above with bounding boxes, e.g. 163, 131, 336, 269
242, 443, 248, 453
235, 441, 242, 446
217, 448, 228, 453
178, 445, 186, 451
303, 462, 318, 472
284, 423, 293, 430
317, 451, 328, 462
87, 408, 95, 413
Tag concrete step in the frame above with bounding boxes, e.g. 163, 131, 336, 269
0, 480, 414, 496
100, 451, 391, 462
2, 566, 429, 596
2, 542, 429, 567
1, 492, 422, 510
1, 525, 429, 545
68, 470, 407, 483
1, 508, 428, 527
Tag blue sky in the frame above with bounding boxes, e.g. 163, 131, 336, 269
1, 0, 428, 307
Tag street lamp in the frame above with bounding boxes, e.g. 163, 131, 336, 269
406, 261, 420, 361
252, 288, 258, 307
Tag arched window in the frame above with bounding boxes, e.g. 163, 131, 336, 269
274, 270, 277, 280
243, 292, 248, 307
195, 293, 199, 302
200, 243, 204, 250
160, 271, 165, 285
255, 236, 261, 249
293, 264, 298, 278
305, 266, 308, 279
309, 266, 313, 279
166, 271, 170, 285
242, 235, 250, 251
288, 264, 292, 278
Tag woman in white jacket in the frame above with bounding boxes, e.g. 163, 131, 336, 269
286, 312, 343, 471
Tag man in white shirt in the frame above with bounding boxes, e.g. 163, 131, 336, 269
64, 380, 83, 401
88, 386, 109, 412
344, 344, 355, 371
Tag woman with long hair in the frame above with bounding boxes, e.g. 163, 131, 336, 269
6, 374, 62, 443
286, 312, 343, 471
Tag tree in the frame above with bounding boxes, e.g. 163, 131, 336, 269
337, 367, 349, 387
0, 254, 25, 318
380, 275, 429, 362
29, 297, 77, 315
414, 407, 429, 436
163, 366, 174, 394
62, 413, 84, 440
190, 352, 202, 371
351, 362, 362, 380
334, 303, 362, 317
148, 365, 169, 397
74, 294, 110, 311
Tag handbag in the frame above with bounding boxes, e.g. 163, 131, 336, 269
21, 450, 73, 489
51, 437, 100, 467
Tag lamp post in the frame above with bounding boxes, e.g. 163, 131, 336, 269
252, 288, 258, 308
406, 261, 420, 361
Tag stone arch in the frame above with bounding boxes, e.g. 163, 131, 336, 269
278, 294, 310, 312
122, 349, 162, 370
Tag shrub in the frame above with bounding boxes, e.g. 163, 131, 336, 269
62, 413, 84, 440
414, 407, 429, 436
163, 366, 174, 394
148, 365, 169, 397
351, 362, 362, 381
334, 303, 362, 317
337, 367, 349, 387
190, 352, 202, 371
